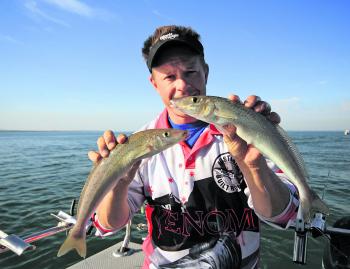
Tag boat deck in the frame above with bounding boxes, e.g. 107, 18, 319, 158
67, 241, 144, 269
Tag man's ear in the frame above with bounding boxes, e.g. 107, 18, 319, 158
204, 63, 209, 84
149, 73, 158, 90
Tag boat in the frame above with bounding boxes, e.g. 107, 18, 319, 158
345, 129, 350, 135
0, 210, 145, 268
67, 240, 144, 269
67, 214, 350, 269
1, 209, 350, 268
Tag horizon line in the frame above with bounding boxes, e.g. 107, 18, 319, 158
0, 129, 347, 133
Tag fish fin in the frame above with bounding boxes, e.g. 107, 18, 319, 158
310, 189, 330, 216
214, 125, 228, 135
298, 197, 311, 222
57, 231, 86, 258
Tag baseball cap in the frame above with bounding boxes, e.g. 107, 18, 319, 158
146, 31, 204, 72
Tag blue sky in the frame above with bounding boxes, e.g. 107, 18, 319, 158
0, 0, 349, 131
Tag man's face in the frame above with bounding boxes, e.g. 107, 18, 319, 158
150, 46, 209, 124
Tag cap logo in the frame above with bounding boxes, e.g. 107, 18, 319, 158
159, 33, 179, 41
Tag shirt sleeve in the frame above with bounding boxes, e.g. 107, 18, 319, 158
93, 161, 148, 237
93, 211, 130, 237
244, 158, 299, 229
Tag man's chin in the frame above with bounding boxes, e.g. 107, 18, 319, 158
180, 113, 197, 121
168, 109, 199, 124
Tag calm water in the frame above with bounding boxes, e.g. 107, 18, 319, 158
0, 131, 349, 269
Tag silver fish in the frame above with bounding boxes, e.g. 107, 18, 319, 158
57, 128, 188, 258
171, 96, 329, 221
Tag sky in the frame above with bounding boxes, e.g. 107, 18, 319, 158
0, 0, 349, 131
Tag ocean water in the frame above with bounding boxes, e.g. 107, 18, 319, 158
0, 131, 349, 269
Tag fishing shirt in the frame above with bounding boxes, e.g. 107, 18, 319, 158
167, 116, 208, 148
93, 109, 299, 269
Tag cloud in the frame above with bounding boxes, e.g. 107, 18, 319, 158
43, 0, 93, 17
268, 97, 350, 131
43, 0, 115, 20
340, 100, 350, 112
270, 97, 300, 113
24, 0, 115, 27
24, 0, 70, 27
0, 34, 23, 45
152, 9, 175, 22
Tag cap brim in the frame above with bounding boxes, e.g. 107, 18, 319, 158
147, 37, 203, 72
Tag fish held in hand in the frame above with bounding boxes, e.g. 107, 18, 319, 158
57, 128, 188, 258
171, 96, 329, 221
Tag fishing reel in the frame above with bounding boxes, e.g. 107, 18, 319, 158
291, 213, 350, 266
292, 213, 326, 264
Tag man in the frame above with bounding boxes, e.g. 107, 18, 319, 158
88, 25, 299, 268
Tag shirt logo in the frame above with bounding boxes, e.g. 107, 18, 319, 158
212, 153, 244, 193
159, 33, 179, 41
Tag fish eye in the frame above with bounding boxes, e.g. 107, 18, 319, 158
192, 97, 198, 103
163, 132, 170, 137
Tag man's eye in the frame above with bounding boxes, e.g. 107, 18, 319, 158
165, 75, 175, 80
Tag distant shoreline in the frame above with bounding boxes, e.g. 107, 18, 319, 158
0, 129, 345, 132
0, 130, 103, 132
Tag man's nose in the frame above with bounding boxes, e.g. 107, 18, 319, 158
174, 77, 189, 91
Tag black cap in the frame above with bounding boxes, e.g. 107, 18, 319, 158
146, 32, 204, 72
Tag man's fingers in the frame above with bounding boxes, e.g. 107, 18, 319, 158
253, 101, 271, 115
266, 112, 281, 124
97, 136, 109, 158
228, 94, 241, 103
222, 124, 237, 139
96, 131, 128, 159
116, 133, 127, 144
244, 95, 261, 108
88, 151, 102, 163
230, 94, 277, 124
103, 130, 116, 150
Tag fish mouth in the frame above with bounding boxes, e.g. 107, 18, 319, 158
169, 98, 182, 109
182, 130, 189, 140
169, 92, 200, 108
169, 99, 176, 108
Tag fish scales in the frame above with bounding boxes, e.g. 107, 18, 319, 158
171, 96, 329, 221
57, 128, 187, 258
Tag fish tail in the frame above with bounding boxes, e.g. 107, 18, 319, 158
299, 189, 329, 222
57, 229, 86, 258
310, 189, 329, 216
298, 198, 311, 221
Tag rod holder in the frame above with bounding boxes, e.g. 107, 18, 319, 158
293, 230, 308, 264
0, 230, 35, 256
293, 217, 308, 264
113, 220, 134, 257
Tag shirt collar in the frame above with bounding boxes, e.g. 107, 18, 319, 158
155, 109, 222, 136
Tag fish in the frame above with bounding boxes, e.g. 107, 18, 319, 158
57, 128, 188, 258
170, 96, 329, 221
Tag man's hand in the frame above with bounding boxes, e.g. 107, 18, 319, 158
88, 130, 122, 162
222, 94, 280, 168
88, 130, 140, 185
228, 94, 280, 124
224, 95, 290, 218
